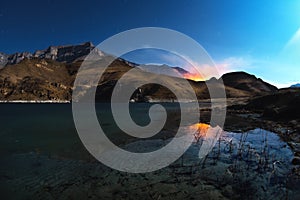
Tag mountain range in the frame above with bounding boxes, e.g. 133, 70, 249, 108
0, 42, 104, 68
0, 42, 279, 102
291, 83, 300, 88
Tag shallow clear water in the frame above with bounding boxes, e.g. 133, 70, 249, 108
0, 103, 298, 199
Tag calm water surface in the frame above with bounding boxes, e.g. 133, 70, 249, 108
0, 103, 299, 199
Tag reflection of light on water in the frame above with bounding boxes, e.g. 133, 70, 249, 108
165, 123, 295, 197
189, 123, 223, 141
188, 123, 223, 159
187, 124, 293, 174
189, 123, 210, 139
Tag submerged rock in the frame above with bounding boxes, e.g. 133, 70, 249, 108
292, 157, 300, 165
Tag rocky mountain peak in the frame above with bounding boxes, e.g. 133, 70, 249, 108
221, 71, 278, 93
0, 52, 8, 68
33, 41, 101, 63
1, 42, 103, 67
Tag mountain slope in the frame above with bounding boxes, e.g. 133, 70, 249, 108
0, 43, 279, 102
221, 72, 278, 95
244, 88, 300, 120
0, 58, 278, 101
0, 59, 73, 101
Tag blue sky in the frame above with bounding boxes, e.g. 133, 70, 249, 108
1, 0, 300, 87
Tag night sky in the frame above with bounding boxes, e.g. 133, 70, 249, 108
1, 0, 300, 87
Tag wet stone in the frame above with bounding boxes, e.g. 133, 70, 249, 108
292, 157, 300, 165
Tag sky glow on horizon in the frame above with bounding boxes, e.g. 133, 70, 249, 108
1, 0, 300, 87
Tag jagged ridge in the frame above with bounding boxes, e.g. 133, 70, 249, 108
0, 42, 103, 67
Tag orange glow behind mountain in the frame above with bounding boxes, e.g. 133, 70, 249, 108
182, 73, 204, 81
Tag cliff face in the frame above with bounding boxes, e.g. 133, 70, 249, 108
0, 53, 8, 68
0, 42, 104, 67
1, 52, 33, 67
32, 42, 104, 63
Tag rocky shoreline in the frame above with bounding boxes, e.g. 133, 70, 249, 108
225, 110, 300, 177
1, 126, 299, 199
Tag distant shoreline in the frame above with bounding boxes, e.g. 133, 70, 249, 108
0, 99, 224, 104
0, 100, 71, 103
